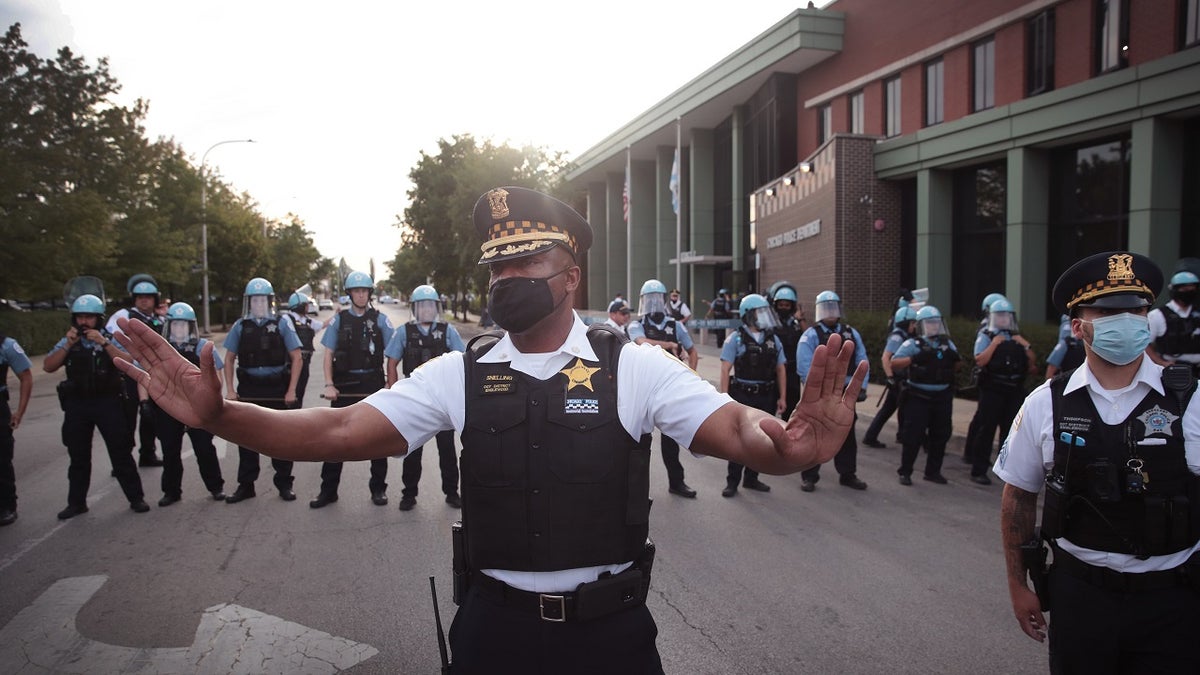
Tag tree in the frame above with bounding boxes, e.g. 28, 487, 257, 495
264, 214, 323, 296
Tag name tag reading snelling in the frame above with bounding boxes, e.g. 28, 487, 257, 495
482, 374, 515, 395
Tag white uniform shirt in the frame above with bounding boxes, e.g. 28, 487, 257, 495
993, 356, 1200, 572
1148, 300, 1200, 364
365, 312, 732, 592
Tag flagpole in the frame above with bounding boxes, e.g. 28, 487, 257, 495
674, 117, 682, 293
625, 145, 632, 305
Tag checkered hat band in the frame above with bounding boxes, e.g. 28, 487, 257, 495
1068, 279, 1152, 308
482, 220, 576, 253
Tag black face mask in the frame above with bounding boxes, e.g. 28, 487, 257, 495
487, 266, 571, 334
1172, 289, 1197, 307
648, 311, 666, 324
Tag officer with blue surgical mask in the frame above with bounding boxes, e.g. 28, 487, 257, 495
996, 251, 1200, 673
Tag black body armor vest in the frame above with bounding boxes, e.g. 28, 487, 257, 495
460, 325, 652, 572
333, 309, 384, 373
907, 336, 959, 385
128, 308, 163, 332
236, 318, 288, 368
292, 317, 316, 357
1042, 367, 1199, 557
402, 321, 450, 376
173, 340, 201, 367
640, 317, 681, 344
733, 327, 778, 382
1157, 305, 1200, 356
980, 331, 1028, 388
1060, 336, 1086, 373
775, 317, 803, 383
63, 333, 121, 397
888, 327, 911, 377
814, 322, 858, 377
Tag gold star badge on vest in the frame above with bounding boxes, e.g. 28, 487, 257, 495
560, 358, 601, 392
1137, 405, 1178, 437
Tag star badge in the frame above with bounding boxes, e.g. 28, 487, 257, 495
559, 357, 602, 392
1136, 405, 1178, 437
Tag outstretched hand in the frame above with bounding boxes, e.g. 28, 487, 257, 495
759, 333, 865, 469
112, 318, 224, 430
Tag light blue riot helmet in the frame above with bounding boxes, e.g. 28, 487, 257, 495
739, 293, 780, 331
766, 281, 796, 303
915, 305, 949, 338
131, 280, 159, 297
242, 277, 275, 320
771, 284, 799, 319
163, 302, 199, 346
988, 298, 1019, 334
639, 279, 669, 318
718, 288, 729, 296
71, 294, 105, 317
772, 286, 798, 303
980, 292, 1007, 313
410, 284, 442, 324
1170, 271, 1200, 287
287, 292, 310, 312
344, 271, 374, 292
1169, 271, 1199, 306
894, 306, 918, 326
814, 290, 842, 324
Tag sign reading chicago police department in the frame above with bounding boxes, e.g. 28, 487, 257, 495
766, 219, 821, 250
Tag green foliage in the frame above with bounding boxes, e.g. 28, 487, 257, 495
263, 214, 322, 296
0, 310, 71, 356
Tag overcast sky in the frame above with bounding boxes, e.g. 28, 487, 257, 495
6, 0, 825, 278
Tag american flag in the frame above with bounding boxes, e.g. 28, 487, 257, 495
622, 166, 630, 223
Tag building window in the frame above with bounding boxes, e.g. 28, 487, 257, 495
972, 37, 995, 112
925, 59, 944, 126
1027, 10, 1055, 95
848, 91, 864, 134
818, 104, 832, 144
885, 76, 902, 138
1096, 0, 1129, 73
1185, 0, 1200, 47
952, 163, 1007, 317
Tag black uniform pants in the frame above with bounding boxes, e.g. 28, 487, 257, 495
1047, 562, 1200, 674
782, 374, 800, 420
296, 354, 312, 405
448, 584, 664, 675
120, 376, 157, 459
319, 374, 386, 496
863, 383, 903, 443
727, 386, 774, 486
400, 429, 458, 498
235, 379, 294, 490
62, 395, 144, 506
154, 406, 224, 498
0, 404, 14, 511
659, 433, 687, 486
968, 385, 1023, 477
802, 412, 858, 483
897, 387, 953, 478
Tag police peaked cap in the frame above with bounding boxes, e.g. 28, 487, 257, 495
473, 186, 592, 265
1051, 251, 1163, 314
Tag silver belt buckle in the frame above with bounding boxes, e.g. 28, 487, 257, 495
538, 594, 567, 622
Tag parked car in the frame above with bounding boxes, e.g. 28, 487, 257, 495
318, 298, 334, 311
378, 294, 394, 304
338, 295, 350, 306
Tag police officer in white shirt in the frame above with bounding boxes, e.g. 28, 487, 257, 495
604, 298, 631, 332
996, 251, 1200, 674
114, 186, 866, 675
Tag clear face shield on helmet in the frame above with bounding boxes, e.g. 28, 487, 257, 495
988, 310, 1018, 334
164, 318, 198, 347
413, 299, 441, 324
814, 299, 842, 323
243, 294, 273, 320
639, 292, 667, 317
744, 306, 782, 332
918, 317, 950, 338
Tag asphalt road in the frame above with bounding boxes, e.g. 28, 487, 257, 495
0, 304, 1047, 674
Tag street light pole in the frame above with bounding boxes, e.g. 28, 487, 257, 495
200, 139, 254, 336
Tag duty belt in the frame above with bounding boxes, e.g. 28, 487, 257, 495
471, 568, 648, 622
733, 380, 776, 396
1051, 543, 1198, 592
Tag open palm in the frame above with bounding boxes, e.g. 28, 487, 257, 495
112, 318, 224, 430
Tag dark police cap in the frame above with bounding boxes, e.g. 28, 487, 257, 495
607, 299, 630, 313
473, 186, 593, 265
1051, 251, 1163, 314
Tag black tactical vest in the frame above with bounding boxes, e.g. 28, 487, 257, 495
980, 331, 1028, 388
292, 317, 316, 357
814, 322, 858, 377
907, 336, 958, 385
1060, 336, 1086, 372
640, 317, 681, 344
402, 321, 450, 376
775, 317, 803, 383
236, 318, 288, 368
333, 309, 384, 373
733, 327, 778, 382
173, 340, 201, 367
129, 308, 163, 332
460, 325, 652, 572
1157, 305, 1200, 356
1042, 367, 1199, 557
888, 327, 911, 377
63, 333, 121, 397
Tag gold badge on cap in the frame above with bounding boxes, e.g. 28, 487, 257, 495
1107, 253, 1135, 282
487, 188, 510, 220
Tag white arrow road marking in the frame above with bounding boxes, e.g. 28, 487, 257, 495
0, 575, 379, 674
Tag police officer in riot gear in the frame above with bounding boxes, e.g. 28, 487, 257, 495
796, 290, 870, 491
628, 279, 700, 498
384, 284, 465, 511
222, 278, 303, 503
889, 306, 961, 485
284, 291, 328, 405
311, 271, 394, 508
864, 305, 917, 449
1148, 270, 1200, 376
768, 281, 806, 419
966, 298, 1036, 485
719, 294, 785, 497
154, 302, 227, 505
107, 275, 164, 467
707, 288, 734, 347
0, 331, 33, 526
997, 251, 1200, 673
1044, 314, 1087, 380
45, 294, 150, 519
